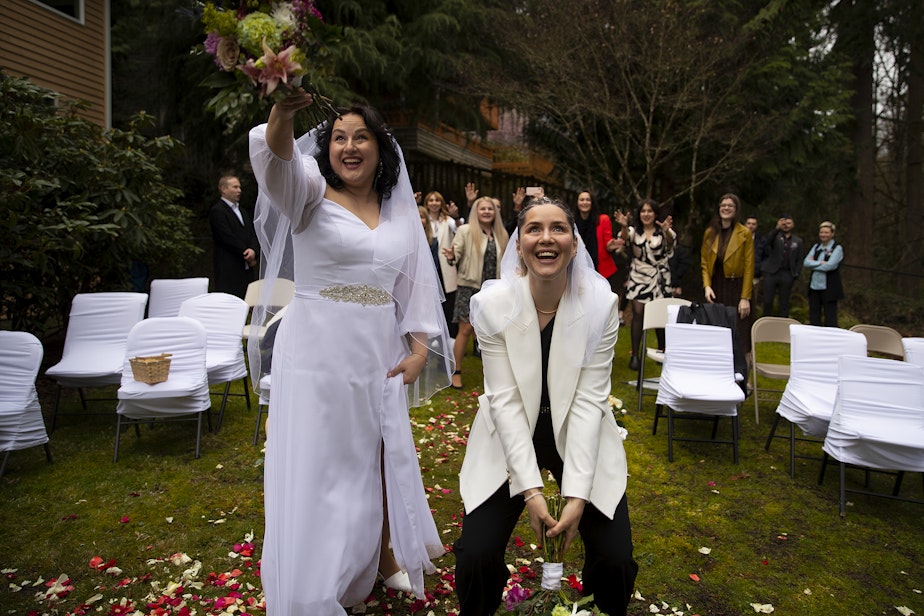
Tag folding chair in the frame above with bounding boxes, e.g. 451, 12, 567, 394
849, 324, 905, 360
656, 323, 745, 463
251, 307, 285, 445
764, 325, 866, 478
902, 337, 924, 366
636, 297, 691, 429
821, 355, 924, 516
241, 278, 294, 342
179, 293, 251, 431
0, 331, 52, 480
115, 317, 212, 461
147, 277, 209, 318
750, 316, 799, 424
45, 292, 149, 431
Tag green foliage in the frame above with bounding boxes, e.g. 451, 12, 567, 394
315, 0, 491, 130
0, 73, 201, 336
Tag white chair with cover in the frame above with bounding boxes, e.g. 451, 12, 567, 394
241, 278, 294, 342
115, 317, 211, 461
0, 331, 52, 479
902, 337, 924, 366
821, 355, 924, 516
45, 292, 149, 431
147, 278, 209, 318
764, 324, 867, 478
656, 323, 745, 463
251, 306, 286, 445
849, 323, 905, 360
179, 292, 251, 431
636, 297, 692, 423
750, 316, 800, 424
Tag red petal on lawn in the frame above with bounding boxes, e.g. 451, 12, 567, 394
120, 517, 130, 524
90, 556, 105, 569
690, 573, 701, 582
61, 513, 77, 521
514, 536, 524, 547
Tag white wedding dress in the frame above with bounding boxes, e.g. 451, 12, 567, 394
250, 125, 445, 615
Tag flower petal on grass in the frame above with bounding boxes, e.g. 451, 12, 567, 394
750, 603, 774, 613
895, 607, 914, 616
698, 547, 711, 555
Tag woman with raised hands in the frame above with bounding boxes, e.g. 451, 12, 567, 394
614, 198, 675, 370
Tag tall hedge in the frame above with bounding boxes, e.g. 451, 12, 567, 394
0, 73, 201, 337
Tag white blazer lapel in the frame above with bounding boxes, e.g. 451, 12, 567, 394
506, 279, 541, 426
548, 284, 586, 437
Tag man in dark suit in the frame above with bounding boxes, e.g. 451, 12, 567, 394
761, 214, 803, 317
210, 175, 259, 299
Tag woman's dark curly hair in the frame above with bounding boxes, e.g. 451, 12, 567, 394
315, 105, 400, 199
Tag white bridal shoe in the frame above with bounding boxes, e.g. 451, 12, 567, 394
378, 569, 413, 593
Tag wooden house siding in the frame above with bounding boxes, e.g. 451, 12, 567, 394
0, 0, 109, 127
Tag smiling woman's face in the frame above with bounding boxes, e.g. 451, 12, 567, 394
517, 204, 577, 282
328, 113, 379, 189
638, 202, 656, 226
476, 199, 496, 226
577, 192, 593, 217
719, 198, 737, 222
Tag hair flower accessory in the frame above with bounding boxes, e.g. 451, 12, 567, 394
195, 0, 339, 131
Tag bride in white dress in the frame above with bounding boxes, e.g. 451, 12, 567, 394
248, 91, 452, 615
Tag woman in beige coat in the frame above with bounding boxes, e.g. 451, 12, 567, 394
444, 197, 509, 389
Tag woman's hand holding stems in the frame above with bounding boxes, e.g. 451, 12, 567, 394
522, 489, 586, 554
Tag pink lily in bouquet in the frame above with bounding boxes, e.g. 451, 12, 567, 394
239, 39, 306, 98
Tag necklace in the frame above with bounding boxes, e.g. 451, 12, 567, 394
535, 306, 558, 315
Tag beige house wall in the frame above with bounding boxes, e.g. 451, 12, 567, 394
0, 0, 110, 127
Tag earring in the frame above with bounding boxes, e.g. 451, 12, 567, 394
374, 161, 383, 184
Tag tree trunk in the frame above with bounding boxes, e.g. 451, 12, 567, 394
903, 2, 924, 295
838, 1, 877, 290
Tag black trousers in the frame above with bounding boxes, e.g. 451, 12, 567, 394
808, 289, 838, 327
762, 270, 795, 317
454, 414, 638, 616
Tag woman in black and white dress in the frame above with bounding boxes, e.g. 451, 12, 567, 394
614, 198, 674, 370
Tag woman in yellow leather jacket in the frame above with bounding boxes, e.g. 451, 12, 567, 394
701, 193, 754, 351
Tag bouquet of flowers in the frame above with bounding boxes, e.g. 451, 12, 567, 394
195, 0, 339, 131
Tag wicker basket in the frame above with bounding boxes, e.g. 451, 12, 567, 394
129, 353, 172, 384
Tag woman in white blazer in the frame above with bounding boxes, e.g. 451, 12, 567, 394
454, 197, 637, 616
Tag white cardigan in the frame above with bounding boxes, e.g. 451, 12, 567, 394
458, 276, 628, 518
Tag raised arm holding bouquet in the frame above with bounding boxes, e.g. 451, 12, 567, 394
196, 0, 339, 131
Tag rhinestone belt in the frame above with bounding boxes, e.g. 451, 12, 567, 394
318, 284, 392, 306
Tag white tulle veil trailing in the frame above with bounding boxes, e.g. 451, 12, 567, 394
471, 207, 614, 367
246, 122, 454, 405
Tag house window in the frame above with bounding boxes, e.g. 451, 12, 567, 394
32, 0, 83, 21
